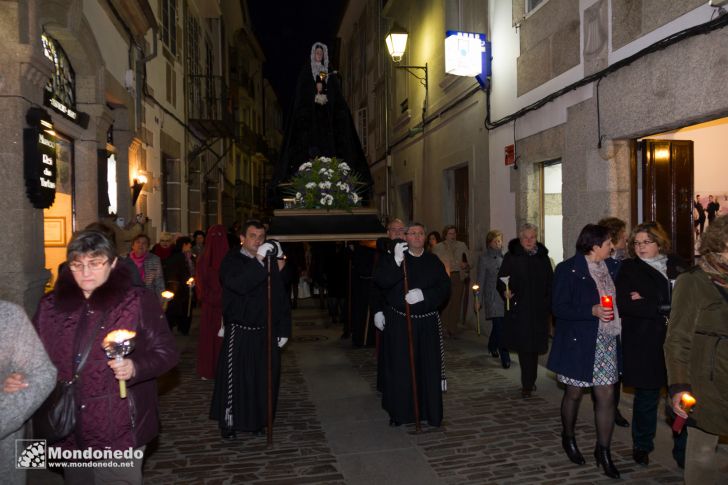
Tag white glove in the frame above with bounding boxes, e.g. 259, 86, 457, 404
277, 337, 288, 348
441, 379, 448, 392
374, 311, 385, 331
271, 240, 284, 258
256, 242, 275, 259
394, 242, 408, 267
405, 288, 424, 304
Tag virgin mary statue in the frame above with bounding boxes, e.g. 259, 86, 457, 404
269, 42, 372, 207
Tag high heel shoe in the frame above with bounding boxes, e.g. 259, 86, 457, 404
561, 435, 585, 465
594, 444, 620, 479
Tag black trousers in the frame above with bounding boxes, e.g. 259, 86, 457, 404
518, 351, 539, 390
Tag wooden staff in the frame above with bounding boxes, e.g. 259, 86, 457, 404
401, 257, 421, 432
266, 254, 273, 446
347, 248, 352, 336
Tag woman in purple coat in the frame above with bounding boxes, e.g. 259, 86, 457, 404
33, 230, 178, 483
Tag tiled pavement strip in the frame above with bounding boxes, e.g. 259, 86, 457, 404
30, 301, 714, 484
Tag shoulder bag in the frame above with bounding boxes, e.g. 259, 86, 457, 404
32, 312, 107, 444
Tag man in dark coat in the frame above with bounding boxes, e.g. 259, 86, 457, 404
373, 223, 450, 427
497, 223, 553, 397
350, 242, 378, 347
210, 220, 291, 439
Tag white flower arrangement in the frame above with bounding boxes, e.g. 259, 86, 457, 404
289, 156, 364, 210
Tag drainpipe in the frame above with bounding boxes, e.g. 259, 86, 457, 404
136, 27, 158, 132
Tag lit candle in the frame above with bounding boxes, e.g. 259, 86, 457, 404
161, 290, 174, 311
672, 393, 696, 433
102, 330, 137, 399
601, 295, 614, 321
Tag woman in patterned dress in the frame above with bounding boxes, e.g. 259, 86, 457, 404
547, 224, 621, 479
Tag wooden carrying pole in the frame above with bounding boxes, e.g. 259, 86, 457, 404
266, 255, 274, 446
401, 257, 421, 432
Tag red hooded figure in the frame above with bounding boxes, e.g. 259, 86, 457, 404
195, 224, 229, 379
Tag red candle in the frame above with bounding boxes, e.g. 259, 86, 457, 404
672, 393, 696, 433
601, 295, 614, 320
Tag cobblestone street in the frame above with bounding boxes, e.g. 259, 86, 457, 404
29, 301, 713, 484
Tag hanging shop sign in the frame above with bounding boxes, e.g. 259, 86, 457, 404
24, 107, 58, 209
41, 32, 89, 128
445, 31, 487, 77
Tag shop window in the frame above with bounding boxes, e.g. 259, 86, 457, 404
540, 160, 563, 265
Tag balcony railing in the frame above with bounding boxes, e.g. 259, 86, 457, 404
187, 74, 235, 139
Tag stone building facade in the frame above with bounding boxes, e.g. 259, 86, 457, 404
0, 0, 278, 315
490, 0, 726, 262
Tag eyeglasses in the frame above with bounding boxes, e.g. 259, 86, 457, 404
68, 259, 109, 272
633, 240, 656, 247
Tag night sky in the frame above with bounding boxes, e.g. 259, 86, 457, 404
248, 1, 347, 116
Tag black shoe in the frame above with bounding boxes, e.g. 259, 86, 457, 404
490, 350, 499, 358
221, 428, 236, 440
615, 411, 630, 427
389, 418, 401, 427
521, 388, 532, 398
594, 444, 620, 479
633, 449, 649, 466
502, 360, 511, 369
562, 435, 586, 465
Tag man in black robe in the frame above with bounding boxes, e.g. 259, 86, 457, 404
210, 220, 291, 439
350, 242, 377, 347
374, 223, 450, 427
373, 218, 407, 391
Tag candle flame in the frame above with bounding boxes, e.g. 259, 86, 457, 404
161, 290, 174, 300
186, 277, 194, 285
103, 329, 137, 344
681, 393, 696, 409
472, 284, 480, 291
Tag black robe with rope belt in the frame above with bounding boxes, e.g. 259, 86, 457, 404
373, 250, 450, 426
210, 248, 291, 432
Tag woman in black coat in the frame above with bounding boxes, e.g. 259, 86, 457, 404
496, 223, 553, 398
164, 237, 194, 335
615, 222, 687, 467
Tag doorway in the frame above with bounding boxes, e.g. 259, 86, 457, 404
539, 160, 563, 265
640, 139, 693, 263
43, 132, 74, 289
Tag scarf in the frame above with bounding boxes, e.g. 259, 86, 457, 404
129, 251, 146, 281
587, 258, 621, 336
640, 254, 668, 279
699, 252, 728, 289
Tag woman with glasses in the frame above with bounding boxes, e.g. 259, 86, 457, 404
33, 230, 178, 483
615, 221, 687, 468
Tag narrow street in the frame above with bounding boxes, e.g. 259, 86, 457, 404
30, 301, 699, 484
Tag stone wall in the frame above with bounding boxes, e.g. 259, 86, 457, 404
515, 0, 580, 96
612, 0, 705, 50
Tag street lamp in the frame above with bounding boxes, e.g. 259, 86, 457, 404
385, 25, 428, 94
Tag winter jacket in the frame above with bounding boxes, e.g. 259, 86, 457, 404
616, 255, 686, 388
496, 239, 553, 353
33, 264, 179, 451
665, 266, 728, 435
1, 301, 56, 485
477, 247, 504, 319
547, 253, 621, 382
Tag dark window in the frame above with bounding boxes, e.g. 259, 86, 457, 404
161, 0, 178, 56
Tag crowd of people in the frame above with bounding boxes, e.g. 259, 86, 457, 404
2, 214, 727, 483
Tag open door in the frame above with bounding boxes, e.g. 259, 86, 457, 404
641, 139, 694, 263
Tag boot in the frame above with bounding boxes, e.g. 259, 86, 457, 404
561, 434, 586, 465
594, 444, 620, 479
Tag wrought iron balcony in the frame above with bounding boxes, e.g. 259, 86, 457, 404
187, 74, 236, 140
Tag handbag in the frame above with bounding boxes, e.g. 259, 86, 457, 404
33, 312, 107, 444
